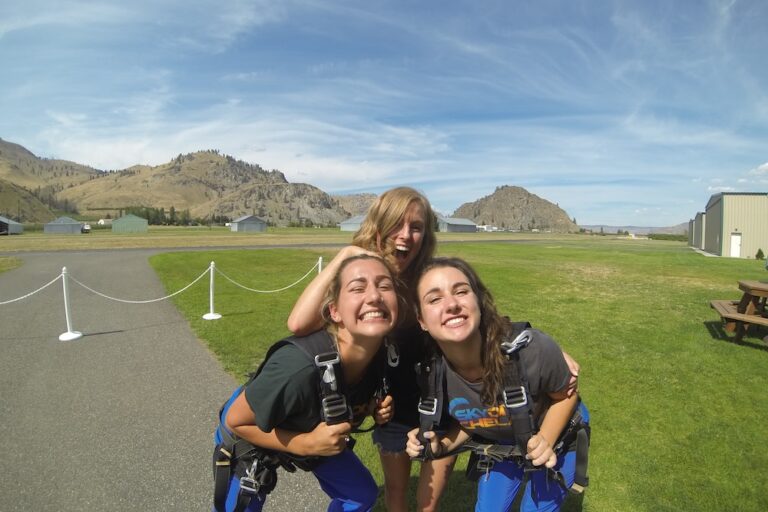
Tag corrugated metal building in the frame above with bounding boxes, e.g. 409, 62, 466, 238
0, 215, 23, 235
339, 215, 366, 232
437, 216, 477, 233
44, 216, 82, 234
231, 215, 267, 232
112, 214, 148, 233
703, 192, 768, 258
687, 219, 694, 246
692, 211, 706, 249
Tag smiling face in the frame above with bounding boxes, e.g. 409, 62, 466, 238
328, 257, 399, 342
416, 265, 482, 347
386, 201, 426, 275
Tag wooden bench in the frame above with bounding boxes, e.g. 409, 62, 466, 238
710, 299, 768, 342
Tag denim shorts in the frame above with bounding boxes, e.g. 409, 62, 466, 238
372, 420, 412, 453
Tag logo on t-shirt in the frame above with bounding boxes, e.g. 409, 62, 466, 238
448, 397, 512, 430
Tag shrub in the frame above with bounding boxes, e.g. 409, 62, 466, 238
757, 248, 765, 260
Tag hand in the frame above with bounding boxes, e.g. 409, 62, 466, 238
526, 433, 557, 468
374, 395, 394, 424
405, 428, 441, 459
304, 421, 353, 456
562, 351, 580, 397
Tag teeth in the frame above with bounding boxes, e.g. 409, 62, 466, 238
362, 311, 385, 320
445, 317, 464, 327
396, 245, 409, 253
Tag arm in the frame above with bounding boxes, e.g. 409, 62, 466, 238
225, 391, 352, 457
526, 392, 579, 468
405, 421, 470, 459
562, 351, 580, 397
287, 245, 376, 335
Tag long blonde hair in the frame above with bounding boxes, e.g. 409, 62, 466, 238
352, 187, 437, 287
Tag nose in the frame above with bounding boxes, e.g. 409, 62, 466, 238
445, 294, 460, 311
367, 286, 383, 303
395, 222, 411, 240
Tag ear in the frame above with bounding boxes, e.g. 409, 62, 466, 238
328, 302, 341, 323
418, 315, 428, 332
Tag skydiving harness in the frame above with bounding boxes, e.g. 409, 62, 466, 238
414, 322, 590, 494
213, 331, 388, 512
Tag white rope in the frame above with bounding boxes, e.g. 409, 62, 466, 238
214, 260, 320, 293
67, 267, 210, 304
0, 274, 62, 305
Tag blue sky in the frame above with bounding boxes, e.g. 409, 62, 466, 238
1, 0, 766, 226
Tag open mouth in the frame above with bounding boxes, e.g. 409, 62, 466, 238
361, 310, 388, 321
444, 316, 466, 327
395, 245, 410, 262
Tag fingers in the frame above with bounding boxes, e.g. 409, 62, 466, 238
526, 434, 556, 468
374, 395, 394, 424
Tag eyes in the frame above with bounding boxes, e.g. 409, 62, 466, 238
423, 286, 471, 305
347, 278, 394, 294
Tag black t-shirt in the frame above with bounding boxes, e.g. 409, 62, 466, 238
385, 323, 426, 426
244, 333, 382, 433
443, 328, 571, 443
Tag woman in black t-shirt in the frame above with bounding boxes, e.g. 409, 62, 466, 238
216, 255, 398, 511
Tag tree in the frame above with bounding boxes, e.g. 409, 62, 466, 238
757, 248, 765, 260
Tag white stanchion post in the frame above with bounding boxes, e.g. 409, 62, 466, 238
202, 261, 222, 320
318, 256, 323, 273
59, 267, 83, 341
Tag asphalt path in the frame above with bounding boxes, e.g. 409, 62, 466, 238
0, 249, 329, 511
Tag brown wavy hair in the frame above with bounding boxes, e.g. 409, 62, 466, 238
414, 257, 512, 405
351, 187, 437, 288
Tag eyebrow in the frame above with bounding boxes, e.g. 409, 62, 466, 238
345, 274, 392, 286
420, 280, 470, 300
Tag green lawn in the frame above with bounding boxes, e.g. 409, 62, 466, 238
150, 238, 768, 511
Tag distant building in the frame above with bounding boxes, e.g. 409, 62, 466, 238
703, 192, 768, 258
44, 216, 82, 235
112, 214, 148, 233
437, 216, 477, 233
231, 215, 267, 233
0, 215, 23, 235
691, 212, 706, 250
339, 215, 366, 232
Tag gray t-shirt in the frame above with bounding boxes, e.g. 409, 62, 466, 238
444, 329, 570, 443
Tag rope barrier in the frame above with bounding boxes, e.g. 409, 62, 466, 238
0, 256, 324, 340
214, 257, 321, 293
0, 274, 62, 305
68, 267, 211, 304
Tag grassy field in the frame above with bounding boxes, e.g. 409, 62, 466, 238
144, 237, 768, 511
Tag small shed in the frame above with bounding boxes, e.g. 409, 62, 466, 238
339, 215, 366, 232
44, 216, 82, 234
0, 215, 23, 235
437, 216, 477, 233
231, 215, 267, 233
112, 214, 148, 233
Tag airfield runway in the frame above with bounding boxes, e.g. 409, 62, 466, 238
0, 249, 328, 511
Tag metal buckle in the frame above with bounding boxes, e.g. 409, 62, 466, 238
500, 330, 532, 355
476, 455, 495, 472
321, 394, 349, 423
502, 386, 528, 408
239, 459, 261, 496
418, 397, 437, 415
315, 352, 340, 391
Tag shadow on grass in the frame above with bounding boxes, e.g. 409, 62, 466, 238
704, 321, 768, 351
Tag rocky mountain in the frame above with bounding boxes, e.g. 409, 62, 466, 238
453, 185, 578, 233
332, 193, 377, 216
0, 141, 351, 226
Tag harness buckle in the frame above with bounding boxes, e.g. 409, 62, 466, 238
239, 459, 262, 496
502, 386, 528, 409
315, 352, 341, 391
476, 455, 495, 473
321, 394, 349, 423
418, 397, 438, 416
501, 330, 532, 355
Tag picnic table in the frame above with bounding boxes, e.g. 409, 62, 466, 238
711, 280, 768, 342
